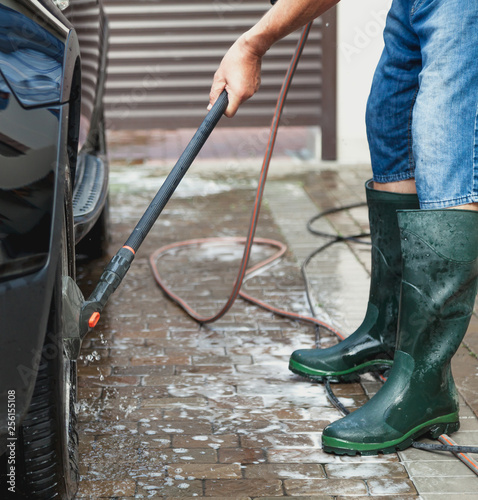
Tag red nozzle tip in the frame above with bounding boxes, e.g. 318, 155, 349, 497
88, 312, 101, 328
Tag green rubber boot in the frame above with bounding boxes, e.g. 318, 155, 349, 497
322, 209, 478, 455
289, 180, 419, 382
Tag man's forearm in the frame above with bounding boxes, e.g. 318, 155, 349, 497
244, 0, 340, 57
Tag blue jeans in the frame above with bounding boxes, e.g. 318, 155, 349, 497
366, 0, 478, 208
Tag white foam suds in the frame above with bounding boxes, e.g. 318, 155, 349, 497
110, 168, 233, 198
191, 435, 209, 441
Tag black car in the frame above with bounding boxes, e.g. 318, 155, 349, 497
0, 0, 109, 497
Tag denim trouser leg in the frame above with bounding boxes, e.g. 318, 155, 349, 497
367, 0, 478, 208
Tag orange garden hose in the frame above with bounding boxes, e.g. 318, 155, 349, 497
149, 236, 344, 340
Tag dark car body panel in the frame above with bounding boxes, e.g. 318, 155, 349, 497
0, 97, 70, 455
0, 75, 60, 280
64, 0, 109, 151
0, 4, 65, 107
0, 0, 109, 453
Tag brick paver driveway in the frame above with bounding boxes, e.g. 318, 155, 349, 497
76, 139, 478, 499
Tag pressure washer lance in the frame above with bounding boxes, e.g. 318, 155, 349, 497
78, 90, 229, 340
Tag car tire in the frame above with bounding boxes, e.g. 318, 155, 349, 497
15, 209, 79, 499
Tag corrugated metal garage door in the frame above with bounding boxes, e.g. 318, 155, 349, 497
102, 0, 326, 130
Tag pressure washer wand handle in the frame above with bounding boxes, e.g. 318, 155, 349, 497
125, 90, 229, 251
79, 91, 228, 338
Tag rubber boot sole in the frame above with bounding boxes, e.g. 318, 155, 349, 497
322, 413, 460, 456
289, 358, 394, 383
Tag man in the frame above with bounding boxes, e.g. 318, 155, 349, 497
209, 0, 478, 455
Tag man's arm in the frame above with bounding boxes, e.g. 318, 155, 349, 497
209, 0, 339, 117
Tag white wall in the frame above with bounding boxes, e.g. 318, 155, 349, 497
336, 0, 392, 163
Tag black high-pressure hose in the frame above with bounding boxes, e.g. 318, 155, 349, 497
310, 210, 478, 470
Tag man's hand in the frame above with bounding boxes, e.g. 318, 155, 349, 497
208, 0, 338, 118
208, 35, 263, 118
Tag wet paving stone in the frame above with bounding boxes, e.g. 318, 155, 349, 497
243, 463, 326, 479
206, 478, 284, 497
284, 478, 368, 496
77, 480, 136, 498
76, 159, 478, 498
367, 478, 418, 496
136, 478, 204, 497
324, 462, 409, 479
171, 434, 239, 449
